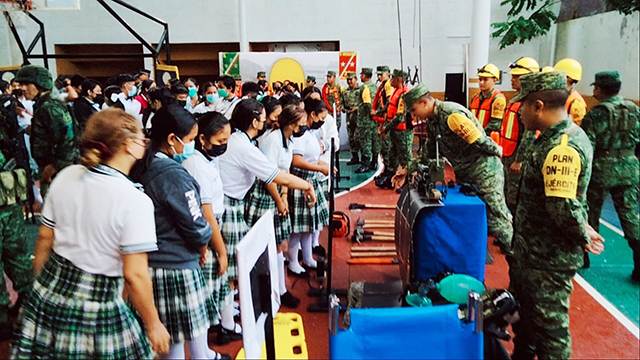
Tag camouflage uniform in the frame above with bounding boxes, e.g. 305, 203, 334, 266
322, 71, 345, 129
405, 84, 513, 248
580, 72, 640, 276
504, 129, 536, 214
356, 79, 380, 170
510, 72, 594, 360
30, 91, 79, 199
383, 83, 413, 171
0, 98, 34, 331
343, 77, 362, 162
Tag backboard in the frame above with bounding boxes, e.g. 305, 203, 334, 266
0, 0, 80, 11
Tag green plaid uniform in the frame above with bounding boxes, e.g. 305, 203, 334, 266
220, 195, 249, 280
202, 248, 231, 327
12, 253, 152, 359
244, 180, 293, 245
289, 168, 330, 233
148, 267, 213, 343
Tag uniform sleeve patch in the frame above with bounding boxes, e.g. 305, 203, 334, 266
447, 113, 482, 144
542, 134, 581, 199
569, 100, 587, 126
491, 95, 506, 119
397, 98, 405, 114
362, 86, 372, 104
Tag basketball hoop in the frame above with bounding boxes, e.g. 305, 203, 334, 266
0, 0, 33, 11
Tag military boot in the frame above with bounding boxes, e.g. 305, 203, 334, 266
631, 246, 640, 282
346, 152, 360, 166
582, 252, 590, 269
370, 157, 378, 170
355, 159, 372, 173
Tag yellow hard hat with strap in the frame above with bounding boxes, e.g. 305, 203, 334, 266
541, 66, 554, 73
477, 63, 501, 80
554, 58, 582, 81
509, 57, 540, 75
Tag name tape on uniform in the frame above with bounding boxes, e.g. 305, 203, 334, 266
543, 134, 581, 199
447, 113, 482, 144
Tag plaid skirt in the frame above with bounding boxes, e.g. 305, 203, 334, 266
149, 267, 213, 343
289, 167, 330, 233
202, 248, 231, 327
12, 252, 151, 360
244, 180, 293, 246
220, 195, 249, 280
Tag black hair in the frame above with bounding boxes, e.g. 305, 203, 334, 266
525, 89, 569, 110
201, 81, 216, 96
168, 78, 182, 88
279, 93, 302, 107
598, 83, 621, 96
301, 86, 321, 99
147, 87, 174, 106
140, 79, 155, 94
217, 75, 236, 93
278, 105, 307, 128
257, 80, 268, 88
183, 77, 198, 88
195, 111, 230, 151
104, 85, 121, 99
71, 75, 86, 89
260, 96, 281, 117
79, 79, 101, 97
230, 98, 264, 132
0, 80, 9, 94
115, 73, 135, 87
303, 97, 327, 115
288, 82, 300, 93
171, 85, 189, 96
242, 82, 261, 98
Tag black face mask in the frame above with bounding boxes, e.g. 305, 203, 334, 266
206, 143, 227, 157
310, 120, 325, 130
177, 100, 187, 107
274, 86, 282, 92
292, 125, 308, 138
94, 94, 105, 106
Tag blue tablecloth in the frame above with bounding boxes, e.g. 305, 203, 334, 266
413, 186, 487, 281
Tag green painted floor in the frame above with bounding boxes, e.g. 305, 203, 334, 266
335, 150, 379, 190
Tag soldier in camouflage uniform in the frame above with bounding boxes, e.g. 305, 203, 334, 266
322, 70, 345, 129
343, 72, 362, 166
404, 83, 513, 255
382, 70, 413, 177
15, 65, 79, 200
0, 91, 34, 341
581, 71, 640, 280
372, 66, 394, 186
508, 71, 604, 360
355, 68, 379, 174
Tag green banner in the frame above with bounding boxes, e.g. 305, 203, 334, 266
221, 52, 240, 76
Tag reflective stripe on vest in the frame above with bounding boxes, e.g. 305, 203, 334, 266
499, 101, 521, 157
387, 86, 408, 130
323, 84, 341, 112
470, 90, 500, 128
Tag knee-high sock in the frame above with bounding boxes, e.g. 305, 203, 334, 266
164, 343, 185, 359
287, 233, 306, 273
221, 293, 235, 331
277, 251, 287, 294
187, 332, 216, 359
312, 229, 320, 247
301, 232, 316, 268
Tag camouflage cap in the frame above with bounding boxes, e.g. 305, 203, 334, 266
327, 70, 336, 77
15, 65, 53, 90
402, 83, 430, 111
346, 71, 357, 79
257, 71, 266, 78
510, 71, 568, 103
233, 74, 242, 80
590, 71, 621, 87
306, 75, 316, 82
376, 66, 390, 74
360, 67, 373, 75
392, 69, 408, 78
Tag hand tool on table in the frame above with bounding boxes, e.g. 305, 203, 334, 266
351, 227, 395, 243
347, 257, 399, 265
356, 218, 394, 229
349, 203, 396, 210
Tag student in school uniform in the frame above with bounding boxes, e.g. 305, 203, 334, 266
131, 104, 229, 360
244, 105, 309, 307
182, 112, 242, 346
217, 99, 317, 288
12, 109, 171, 359
287, 98, 331, 275
255, 96, 283, 147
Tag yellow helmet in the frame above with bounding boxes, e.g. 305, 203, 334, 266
509, 57, 540, 75
554, 58, 582, 81
477, 63, 501, 80
541, 66, 554, 73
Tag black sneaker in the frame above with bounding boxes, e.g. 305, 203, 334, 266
281, 292, 301, 308
217, 324, 243, 345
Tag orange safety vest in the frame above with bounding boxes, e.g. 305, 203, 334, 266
371, 80, 388, 123
499, 101, 521, 157
322, 83, 341, 113
470, 89, 502, 128
387, 86, 408, 130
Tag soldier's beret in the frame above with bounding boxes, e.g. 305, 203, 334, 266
306, 76, 316, 82
402, 83, 430, 111
257, 71, 266, 78
346, 72, 356, 79
15, 65, 53, 90
327, 70, 336, 77
360, 67, 373, 75
392, 69, 408, 78
376, 66, 390, 74
233, 74, 242, 80
511, 71, 567, 103
590, 71, 621, 87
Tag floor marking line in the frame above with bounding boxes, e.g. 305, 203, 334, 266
599, 218, 625, 237
574, 274, 639, 339
335, 156, 384, 199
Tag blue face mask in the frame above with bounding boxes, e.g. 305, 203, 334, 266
128, 87, 137, 98
188, 87, 197, 98
218, 89, 229, 99
172, 136, 195, 163
206, 93, 219, 104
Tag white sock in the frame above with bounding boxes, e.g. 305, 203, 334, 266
187, 333, 214, 359
312, 229, 320, 247
277, 251, 287, 294
301, 232, 317, 268
287, 233, 306, 274
221, 293, 235, 331
164, 343, 185, 359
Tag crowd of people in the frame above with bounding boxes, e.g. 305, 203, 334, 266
0, 54, 638, 360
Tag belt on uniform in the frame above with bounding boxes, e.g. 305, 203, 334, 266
594, 148, 634, 157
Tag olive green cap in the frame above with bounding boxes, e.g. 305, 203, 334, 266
327, 70, 336, 77
346, 72, 356, 79
257, 71, 266, 78
360, 67, 373, 76
392, 69, 408, 78
233, 74, 242, 80
376, 66, 390, 74
590, 71, 621, 87
511, 71, 568, 103
402, 83, 430, 111
306, 76, 316, 82
15, 65, 53, 90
